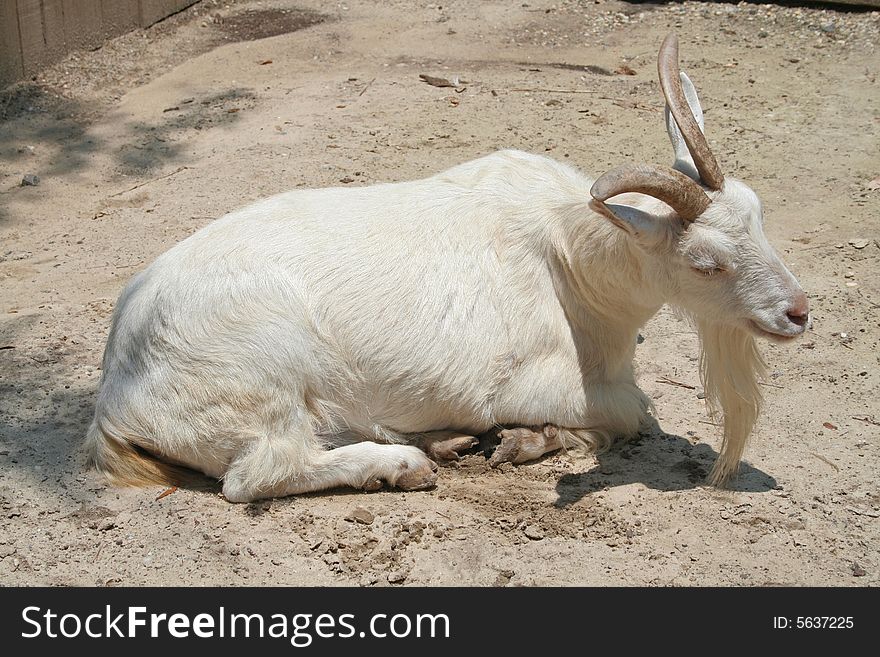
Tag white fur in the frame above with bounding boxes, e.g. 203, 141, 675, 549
86, 76, 807, 501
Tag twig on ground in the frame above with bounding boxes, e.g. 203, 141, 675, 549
108, 166, 190, 198
155, 486, 178, 501
810, 452, 840, 472
656, 376, 696, 390
509, 88, 598, 94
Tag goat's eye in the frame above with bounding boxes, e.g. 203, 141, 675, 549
691, 265, 725, 277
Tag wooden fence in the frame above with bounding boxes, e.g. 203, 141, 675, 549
0, 0, 199, 88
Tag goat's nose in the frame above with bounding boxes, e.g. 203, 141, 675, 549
786, 292, 810, 327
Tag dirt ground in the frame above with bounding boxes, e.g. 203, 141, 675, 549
0, 0, 878, 586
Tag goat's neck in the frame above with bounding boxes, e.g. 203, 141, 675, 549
550, 202, 667, 379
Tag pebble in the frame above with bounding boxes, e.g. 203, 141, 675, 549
21, 174, 40, 186
345, 507, 374, 525
493, 569, 515, 586
523, 524, 544, 540
360, 573, 379, 586
387, 570, 407, 583
849, 239, 869, 249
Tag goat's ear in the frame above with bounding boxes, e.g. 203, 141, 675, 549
665, 71, 704, 183
589, 199, 668, 243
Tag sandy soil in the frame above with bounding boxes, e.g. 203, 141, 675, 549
0, 0, 878, 586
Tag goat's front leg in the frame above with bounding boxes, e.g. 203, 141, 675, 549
487, 424, 563, 467
411, 430, 480, 463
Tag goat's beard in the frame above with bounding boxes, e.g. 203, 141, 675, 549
696, 319, 766, 486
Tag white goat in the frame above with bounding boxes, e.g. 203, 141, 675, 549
86, 35, 809, 502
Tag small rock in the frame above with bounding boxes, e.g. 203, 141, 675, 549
851, 562, 866, 577
820, 23, 836, 34
696, 391, 706, 400
0, 251, 32, 262
322, 553, 341, 566
849, 238, 869, 249
21, 174, 40, 186
345, 507, 374, 525
98, 519, 116, 532
360, 573, 379, 586
523, 525, 544, 541
387, 570, 407, 583
493, 569, 515, 586
757, 30, 768, 38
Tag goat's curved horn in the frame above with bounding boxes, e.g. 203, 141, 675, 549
590, 163, 712, 222
658, 33, 724, 190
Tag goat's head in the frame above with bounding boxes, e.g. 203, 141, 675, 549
589, 34, 809, 485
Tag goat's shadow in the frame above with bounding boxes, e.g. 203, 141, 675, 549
544, 417, 777, 508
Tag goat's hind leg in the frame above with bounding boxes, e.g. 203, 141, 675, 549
487, 424, 563, 467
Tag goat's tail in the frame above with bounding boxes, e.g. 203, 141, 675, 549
86, 415, 192, 488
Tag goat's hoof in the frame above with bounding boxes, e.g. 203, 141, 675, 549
423, 434, 479, 463
394, 458, 439, 491
362, 478, 384, 492
488, 427, 551, 467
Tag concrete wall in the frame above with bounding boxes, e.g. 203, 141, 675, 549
0, 0, 199, 88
